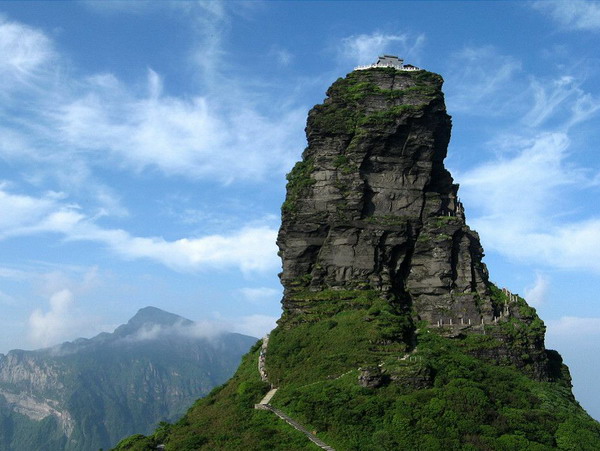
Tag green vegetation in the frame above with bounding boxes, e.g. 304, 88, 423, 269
113, 344, 318, 450
332, 154, 354, 175
114, 287, 600, 450
431, 215, 463, 227
357, 104, 425, 127
268, 290, 412, 386
309, 68, 443, 136
269, 323, 599, 450
281, 158, 316, 214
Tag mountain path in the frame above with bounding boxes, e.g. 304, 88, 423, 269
258, 387, 278, 405
254, 334, 336, 451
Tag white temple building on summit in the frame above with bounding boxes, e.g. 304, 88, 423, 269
354, 55, 421, 72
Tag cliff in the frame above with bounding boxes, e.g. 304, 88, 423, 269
116, 66, 600, 450
277, 67, 550, 381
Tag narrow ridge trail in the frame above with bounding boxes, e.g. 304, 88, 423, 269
254, 335, 336, 451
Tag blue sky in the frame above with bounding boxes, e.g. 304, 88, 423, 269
0, 0, 600, 419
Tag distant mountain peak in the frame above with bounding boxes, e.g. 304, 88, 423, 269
113, 306, 193, 337
0, 306, 257, 451
131, 306, 192, 326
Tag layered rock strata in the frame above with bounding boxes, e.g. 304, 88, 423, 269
276, 67, 551, 379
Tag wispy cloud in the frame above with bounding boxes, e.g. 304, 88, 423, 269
0, 185, 279, 273
0, 186, 77, 239
533, 0, 600, 32
0, 13, 304, 193
524, 75, 600, 128
239, 287, 281, 304
53, 69, 303, 182
445, 46, 523, 115
0, 15, 55, 87
123, 320, 226, 342
29, 288, 75, 347
122, 312, 275, 343
80, 225, 279, 274
339, 32, 425, 66
445, 42, 600, 277
523, 272, 549, 307
461, 131, 600, 273
0, 12, 294, 276
546, 316, 600, 337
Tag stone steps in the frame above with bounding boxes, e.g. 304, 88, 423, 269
267, 405, 336, 451
255, 335, 336, 450
258, 387, 278, 405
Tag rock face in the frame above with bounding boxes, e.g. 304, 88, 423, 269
277, 67, 550, 379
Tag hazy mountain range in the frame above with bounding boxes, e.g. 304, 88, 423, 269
0, 306, 257, 451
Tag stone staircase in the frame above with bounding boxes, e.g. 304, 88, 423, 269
254, 335, 336, 451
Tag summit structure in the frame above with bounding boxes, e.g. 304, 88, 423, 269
117, 64, 600, 451
354, 54, 421, 71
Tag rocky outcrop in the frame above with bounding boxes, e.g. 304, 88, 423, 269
276, 67, 551, 379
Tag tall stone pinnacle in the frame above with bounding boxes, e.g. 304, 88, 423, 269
275, 64, 557, 380
277, 66, 495, 327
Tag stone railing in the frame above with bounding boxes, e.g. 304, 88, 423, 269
354, 63, 421, 71
434, 288, 520, 329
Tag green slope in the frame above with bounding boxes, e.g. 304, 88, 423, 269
114, 290, 600, 450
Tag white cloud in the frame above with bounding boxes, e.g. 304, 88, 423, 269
533, 0, 600, 31
80, 225, 280, 273
525, 76, 578, 127
28, 288, 76, 347
0, 186, 79, 238
445, 46, 523, 115
0, 16, 54, 82
340, 32, 425, 66
446, 46, 600, 125
239, 287, 281, 303
54, 71, 304, 182
125, 320, 232, 343
27, 267, 115, 348
460, 131, 600, 273
524, 76, 600, 128
461, 132, 576, 221
0, 15, 304, 187
123, 312, 277, 343
37, 266, 100, 299
230, 314, 277, 338
546, 316, 600, 337
0, 185, 279, 274
523, 273, 549, 307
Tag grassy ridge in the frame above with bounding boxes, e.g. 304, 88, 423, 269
113, 342, 318, 450
114, 290, 600, 450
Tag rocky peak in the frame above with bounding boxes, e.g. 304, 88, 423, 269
277, 66, 550, 379
113, 306, 192, 337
